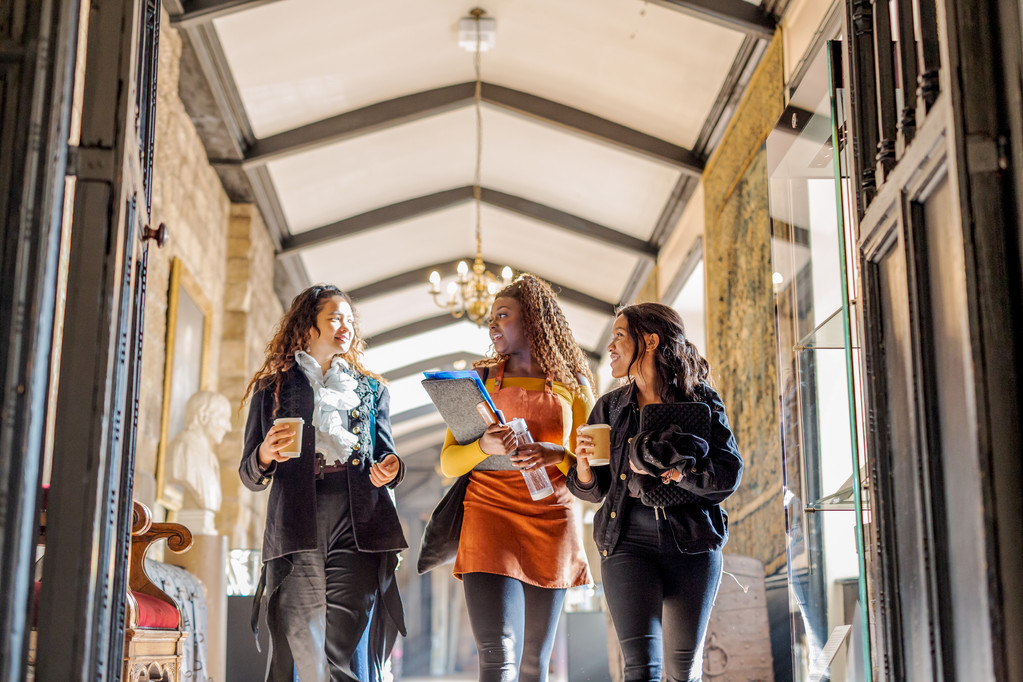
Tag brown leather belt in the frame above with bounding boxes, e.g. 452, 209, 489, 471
314, 453, 347, 478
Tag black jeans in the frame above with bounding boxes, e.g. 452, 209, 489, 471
462, 572, 567, 682
601, 504, 722, 682
265, 472, 381, 682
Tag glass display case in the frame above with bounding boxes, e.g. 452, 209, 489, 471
767, 44, 872, 682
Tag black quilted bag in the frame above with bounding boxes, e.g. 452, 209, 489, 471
631, 402, 712, 508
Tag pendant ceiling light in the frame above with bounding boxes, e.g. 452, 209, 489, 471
428, 8, 512, 326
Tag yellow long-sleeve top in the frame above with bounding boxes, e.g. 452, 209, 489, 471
439, 376, 595, 478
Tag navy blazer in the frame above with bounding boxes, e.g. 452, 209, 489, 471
239, 366, 408, 562
566, 382, 743, 556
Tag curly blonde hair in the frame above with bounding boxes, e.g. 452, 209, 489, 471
474, 274, 594, 390
242, 285, 383, 417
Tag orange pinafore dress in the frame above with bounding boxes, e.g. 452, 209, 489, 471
454, 361, 592, 589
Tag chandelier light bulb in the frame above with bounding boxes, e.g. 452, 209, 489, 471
429, 271, 441, 285
457, 260, 469, 276
501, 266, 513, 283
446, 281, 458, 296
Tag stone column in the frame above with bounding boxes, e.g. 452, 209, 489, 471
216, 204, 282, 550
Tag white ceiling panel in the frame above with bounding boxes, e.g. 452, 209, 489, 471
353, 286, 441, 338
384, 373, 436, 417
215, 0, 745, 146
481, 106, 680, 239
480, 205, 641, 303
297, 204, 476, 291
392, 412, 446, 439
560, 300, 614, 354
299, 202, 639, 303
364, 322, 494, 375
268, 105, 680, 238
354, 279, 613, 353
267, 109, 476, 233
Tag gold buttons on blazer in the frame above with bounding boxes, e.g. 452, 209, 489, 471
610, 511, 617, 519
351, 458, 360, 467
351, 409, 360, 420
353, 442, 361, 451
351, 426, 361, 435
602, 549, 608, 557
620, 473, 627, 480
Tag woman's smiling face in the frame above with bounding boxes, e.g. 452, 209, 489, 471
308, 295, 354, 358
489, 296, 528, 355
607, 314, 636, 379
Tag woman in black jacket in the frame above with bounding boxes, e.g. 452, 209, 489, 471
567, 302, 742, 682
239, 285, 407, 682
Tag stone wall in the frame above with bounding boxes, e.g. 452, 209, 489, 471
134, 13, 281, 551
216, 205, 282, 549
136, 15, 231, 509
702, 34, 787, 574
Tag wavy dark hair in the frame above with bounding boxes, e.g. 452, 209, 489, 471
616, 302, 711, 401
474, 273, 594, 390
241, 284, 382, 417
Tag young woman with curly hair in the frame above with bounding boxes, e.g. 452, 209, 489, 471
568, 303, 743, 682
439, 274, 595, 682
239, 285, 407, 682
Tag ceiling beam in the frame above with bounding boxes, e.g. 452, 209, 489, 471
280, 186, 656, 258
366, 314, 602, 363
391, 404, 439, 426
383, 352, 485, 382
170, 0, 286, 28
216, 83, 703, 173
646, 0, 776, 40
481, 84, 703, 174
230, 83, 476, 168
480, 188, 657, 256
347, 259, 616, 317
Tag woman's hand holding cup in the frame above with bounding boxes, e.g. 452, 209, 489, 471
258, 421, 298, 469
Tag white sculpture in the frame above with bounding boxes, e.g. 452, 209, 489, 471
167, 390, 232, 534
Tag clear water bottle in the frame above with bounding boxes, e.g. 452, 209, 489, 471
508, 418, 554, 501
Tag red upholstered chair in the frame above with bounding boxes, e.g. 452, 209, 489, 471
30, 495, 194, 682
122, 501, 194, 682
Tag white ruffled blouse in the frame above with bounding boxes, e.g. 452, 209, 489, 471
294, 351, 362, 465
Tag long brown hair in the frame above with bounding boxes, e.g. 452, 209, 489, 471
474, 273, 594, 390
242, 285, 383, 416
617, 302, 711, 401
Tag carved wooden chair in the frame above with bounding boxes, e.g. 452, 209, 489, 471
31, 493, 194, 682
122, 500, 194, 682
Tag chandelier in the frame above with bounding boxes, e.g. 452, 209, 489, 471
428, 8, 513, 326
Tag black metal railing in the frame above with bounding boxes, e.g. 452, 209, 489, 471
844, 0, 942, 215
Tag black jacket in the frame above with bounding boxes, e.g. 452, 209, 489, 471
239, 366, 408, 562
566, 382, 743, 556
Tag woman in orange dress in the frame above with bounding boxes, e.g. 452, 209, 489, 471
439, 274, 594, 682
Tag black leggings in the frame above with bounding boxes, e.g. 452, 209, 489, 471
601, 505, 722, 682
462, 572, 567, 682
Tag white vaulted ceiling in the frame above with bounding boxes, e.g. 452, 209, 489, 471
167, 0, 776, 470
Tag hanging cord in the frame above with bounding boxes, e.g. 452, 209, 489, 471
472, 10, 484, 259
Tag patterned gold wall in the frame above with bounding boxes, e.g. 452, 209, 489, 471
702, 34, 786, 574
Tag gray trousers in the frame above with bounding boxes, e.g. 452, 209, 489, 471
264, 471, 382, 682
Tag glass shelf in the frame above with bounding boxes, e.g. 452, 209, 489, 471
795, 302, 858, 352
804, 471, 870, 512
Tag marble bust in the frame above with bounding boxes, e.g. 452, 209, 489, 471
167, 390, 232, 534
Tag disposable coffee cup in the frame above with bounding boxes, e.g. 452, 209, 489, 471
578, 423, 611, 466
273, 417, 303, 458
